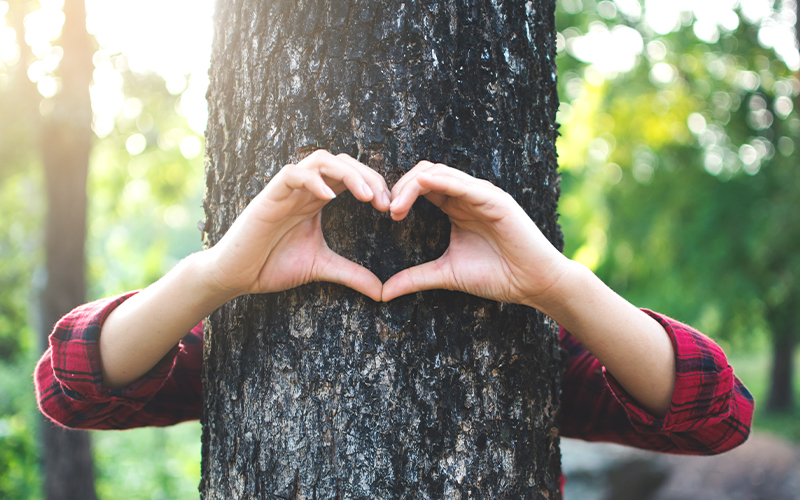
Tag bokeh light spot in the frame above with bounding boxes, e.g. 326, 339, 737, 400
36, 75, 58, 97
122, 97, 143, 119
687, 113, 707, 135
179, 135, 202, 159
777, 136, 795, 156
126, 133, 147, 155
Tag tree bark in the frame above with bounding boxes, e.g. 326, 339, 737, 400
38, 0, 98, 498
202, 0, 563, 498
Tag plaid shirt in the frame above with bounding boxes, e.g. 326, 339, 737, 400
34, 292, 754, 457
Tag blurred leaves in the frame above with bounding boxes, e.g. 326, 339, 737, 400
555, 0, 800, 346
92, 422, 202, 500
0, 343, 42, 500
85, 62, 204, 298
0, 172, 42, 362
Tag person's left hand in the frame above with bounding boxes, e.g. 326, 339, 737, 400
381, 161, 570, 310
205, 150, 390, 302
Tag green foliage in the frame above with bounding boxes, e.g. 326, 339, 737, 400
0, 171, 43, 362
555, 1, 800, 345
0, 351, 43, 500
0, 170, 43, 499
86, 62, 205, 297
93, 423, 201, 500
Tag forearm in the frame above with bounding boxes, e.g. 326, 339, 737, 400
533, 260, 677, 418
99, 250, 236, 389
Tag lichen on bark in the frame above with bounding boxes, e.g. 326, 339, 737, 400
202, 0, 564, 498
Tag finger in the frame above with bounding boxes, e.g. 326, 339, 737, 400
335, 153, 392, 211
390, 160, 479, 199
313, 247, 383, 302
388, 162, 440, 221
392, 168, 506, 221
274, 165, 337, 201
381, 259, 451, 301
390, 161, 482, 219
416, 172, 498, 208
389, 160, 436, 201
389, 165, 465, 220
299, 150, 375, 203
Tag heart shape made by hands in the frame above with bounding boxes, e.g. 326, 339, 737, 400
210, 152, 562, 309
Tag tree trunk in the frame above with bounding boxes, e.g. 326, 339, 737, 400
766, 332, 796, 412
766, 300, 796, 412
38, 0, 98, 498
202, 0, 563, 498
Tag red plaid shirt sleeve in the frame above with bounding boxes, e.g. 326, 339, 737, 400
35, 295, 754, 457
559, 309, 754, 454
34, 291, 202, 429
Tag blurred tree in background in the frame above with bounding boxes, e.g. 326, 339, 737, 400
1, 1, 205, 498
35, 0, 98, 496
0, 0, 799, 498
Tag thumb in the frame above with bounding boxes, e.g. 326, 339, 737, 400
381, 259, 451, 301
312, 247, 383, 302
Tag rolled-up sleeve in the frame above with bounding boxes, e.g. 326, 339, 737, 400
559, 309, 754, 455
34, 292, 203, 430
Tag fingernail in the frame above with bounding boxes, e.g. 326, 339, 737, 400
382, 191, 391, 206
325, 186, 336, 198
363, 183, 374, 198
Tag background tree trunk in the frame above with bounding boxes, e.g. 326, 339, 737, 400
766, 299, 796, 412
202, 0, 563, 498
38, 0, 98, 498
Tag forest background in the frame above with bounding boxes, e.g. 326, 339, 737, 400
0, 0, 798, 498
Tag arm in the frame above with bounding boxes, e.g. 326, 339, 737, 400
97, 150, 391, 389
383, 161, 687, 418
36, 151, 392, 427
34, 293, 205, 429
559, 313, 754, 454
537, 260, 677, 417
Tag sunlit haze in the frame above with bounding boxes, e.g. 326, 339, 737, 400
0, 0, 214, 135
567, 0, 800, 78
0, 0, 798, 137
85, 0, 214, 135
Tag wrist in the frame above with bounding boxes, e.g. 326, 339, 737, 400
522, 258, 592, 319
185, 249, 242, 307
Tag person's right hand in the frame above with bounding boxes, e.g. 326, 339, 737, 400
203, 150, 391, 302
381, 161, 569, 310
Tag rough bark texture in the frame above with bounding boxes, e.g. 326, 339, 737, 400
202, 0, 563, 498
38, 0, 98, 498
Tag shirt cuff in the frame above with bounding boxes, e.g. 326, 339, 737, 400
602, 309, 735, 433
48, 291, 182, 410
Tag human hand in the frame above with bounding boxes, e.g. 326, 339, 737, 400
381, 161, 570, 310
204, 150, 391, 302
